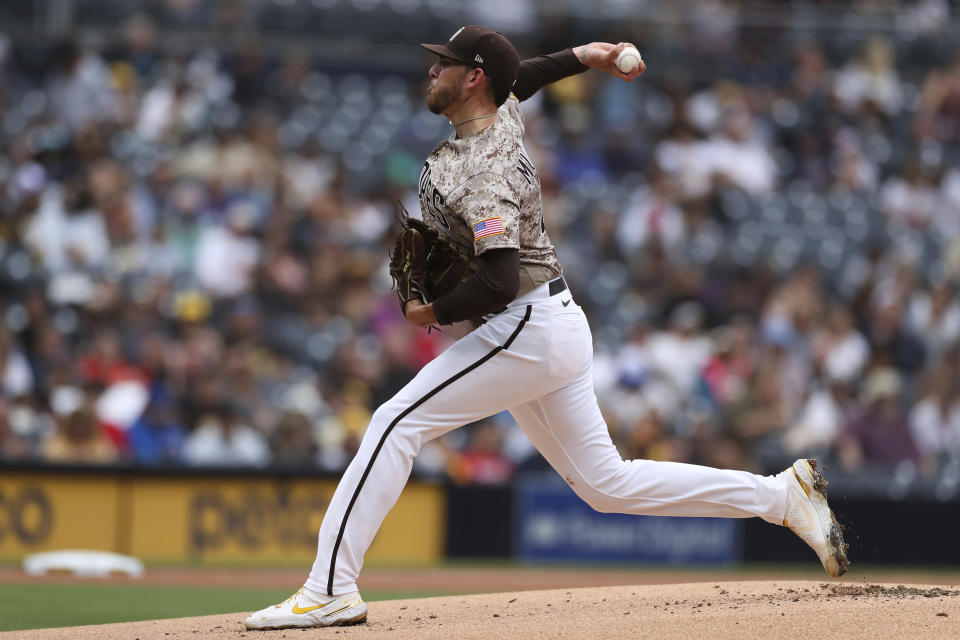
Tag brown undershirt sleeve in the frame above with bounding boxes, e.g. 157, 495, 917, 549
513, 48, 589, 102
431, 248, 520, 325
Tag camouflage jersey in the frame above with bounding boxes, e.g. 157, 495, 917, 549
417, 96, 562, 294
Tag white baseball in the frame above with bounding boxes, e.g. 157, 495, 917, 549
615, 46, 642, 74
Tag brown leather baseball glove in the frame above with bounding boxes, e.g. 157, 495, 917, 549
388, 202, 469, 315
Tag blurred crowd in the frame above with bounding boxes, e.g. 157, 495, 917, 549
1, 5, 959, 491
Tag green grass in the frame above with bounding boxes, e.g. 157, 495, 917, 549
0, 584, 444, 632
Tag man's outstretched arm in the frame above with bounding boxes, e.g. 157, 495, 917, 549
513, 42, 645, 102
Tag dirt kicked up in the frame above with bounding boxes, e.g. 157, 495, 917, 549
5, 581, 959, 640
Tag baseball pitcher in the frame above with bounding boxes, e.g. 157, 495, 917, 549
246, 26, 848, 630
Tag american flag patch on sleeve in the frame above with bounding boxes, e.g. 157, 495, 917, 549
472, 217, 505, 240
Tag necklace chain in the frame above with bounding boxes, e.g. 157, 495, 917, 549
450, 113, 498, 127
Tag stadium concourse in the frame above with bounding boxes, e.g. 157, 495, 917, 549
0, 1, 959, 496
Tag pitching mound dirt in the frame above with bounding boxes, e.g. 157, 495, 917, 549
5, 580, 959, 640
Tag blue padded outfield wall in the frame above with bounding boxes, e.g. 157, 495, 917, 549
514, 475, 742, 565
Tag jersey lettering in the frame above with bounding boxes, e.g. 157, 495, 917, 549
517, 147, 536, 185
417, 161, 431, 195
417, 161, 450, 229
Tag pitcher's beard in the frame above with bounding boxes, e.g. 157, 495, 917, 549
426, 83, 461, 115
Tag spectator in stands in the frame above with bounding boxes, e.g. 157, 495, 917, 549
789, 40, 831, 103
838, 367, 919, 470
47, 40, 117, 131
0, 329, 34, 399
616, 171, 685, 257
811, 304, 871, 384
879, 162, 940, 231
830, 129, 879, 194
183, 403, 270, 467
448, 421, 515, 486
646, 302, 712, 396
699, 325, 752, 410
41, 396, 118, 464
783, 375, 856, 457
127, 391, 187, 465
762, 266, 824, 355
914, 52, 960, 144
624, 410, 678, 463
193, 201, 261, 298
725, 343, 792, 448
908, 373, 960, 472
270, 410, 319, 467
704, 107, 776, 195
0, 398, 31, 460
655, 120, 714, 202
833, 37, 902, 117
907, 280, 960, 365
22, 177, 110, 301
315, 379, 374, 467
78, 328, 142, 388
110, 14, 162, 80
863, 299, 926, 375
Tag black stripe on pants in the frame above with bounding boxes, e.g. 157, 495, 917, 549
326, 305, 532, 594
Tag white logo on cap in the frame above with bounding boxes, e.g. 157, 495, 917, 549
450, 27, 464, 41
474, 54, 483, 64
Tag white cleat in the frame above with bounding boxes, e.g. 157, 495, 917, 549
244, 587, 367, 630
781, 458, 849, 577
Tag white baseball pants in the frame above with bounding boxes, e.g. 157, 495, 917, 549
306, 280, 788, 596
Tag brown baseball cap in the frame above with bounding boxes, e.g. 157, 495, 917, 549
421, 25, 519, 88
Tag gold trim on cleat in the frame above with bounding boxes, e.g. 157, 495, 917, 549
791, 466, 811, 499
323, 601, 362, 618
335, 612, 367, 626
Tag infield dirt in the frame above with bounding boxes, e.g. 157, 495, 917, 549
4, 580, 959, 640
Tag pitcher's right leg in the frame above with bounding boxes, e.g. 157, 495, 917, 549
510, 371, 848, 574
509, 372, 788, 523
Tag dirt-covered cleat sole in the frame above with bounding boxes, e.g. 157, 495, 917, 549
244, 588, 368, 630
781, 458, 849, 577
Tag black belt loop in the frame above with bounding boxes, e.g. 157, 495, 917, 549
548, 277, 567, 297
